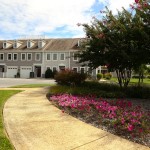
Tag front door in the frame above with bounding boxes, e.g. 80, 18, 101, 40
35, 66, 41, 77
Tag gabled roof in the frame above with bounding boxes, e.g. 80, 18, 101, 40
0, 38, 84, 51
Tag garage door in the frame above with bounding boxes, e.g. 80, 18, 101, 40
6, 66, 18, 78
20, 67, 32, 78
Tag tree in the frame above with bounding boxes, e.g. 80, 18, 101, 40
78, 2, 150, 88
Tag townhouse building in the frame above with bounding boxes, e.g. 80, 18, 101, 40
0, 38, 100, 78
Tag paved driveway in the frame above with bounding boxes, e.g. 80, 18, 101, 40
0, 78, 56, 87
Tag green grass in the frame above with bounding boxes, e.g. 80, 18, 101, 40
0, 90, 21, 150
110, 77, 150, 85
10, 84, 52, 88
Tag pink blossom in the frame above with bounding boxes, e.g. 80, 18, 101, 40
121, 118, 125, 124
135, 0, 139, 3
127, 124, 134, 131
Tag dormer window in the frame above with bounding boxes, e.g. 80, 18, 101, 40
3, 42, 7, 49
13, 42, 17, 48
38, 41, 42, 48
27, 41, 31, 48
27, 40, 34, 48
38, 40, 46, 48
13, 40, 22, 49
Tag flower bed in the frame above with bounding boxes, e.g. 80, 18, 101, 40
50, 94, 150, 147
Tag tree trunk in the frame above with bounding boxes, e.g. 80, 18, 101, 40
116, 69, 131, 88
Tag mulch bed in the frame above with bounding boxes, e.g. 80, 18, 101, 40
47, 93, 150, 147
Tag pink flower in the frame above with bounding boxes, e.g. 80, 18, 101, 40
127, 124, 134, 131
121, 118, 125, 124
139, 128, 143, 133
135, 0, 139, 3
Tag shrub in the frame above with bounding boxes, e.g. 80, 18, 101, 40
104, 73, 112, 80
54, 69, 87, 86
147, 75, 150, 79
97, 73, 103, 80
45, 68, 53, 78
132, 75, 146, 79
126, 85, 150, 99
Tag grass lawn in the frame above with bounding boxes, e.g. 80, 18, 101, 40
110, 77, 150, 85
10, 84, 52, 88
0, 90, 21, 150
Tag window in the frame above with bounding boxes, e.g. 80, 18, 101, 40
73, 53, 78, 61
13, 42, 17, 48
88, 67, 93, 75
52, 67, 57, 72
27, 41, 31, 48
35, 53, 41, 61
72, 67, 78, 72
13, 53, 18, 61
80, 67, 85, 73
46, 67, 51, 70
21, 53, 26, 61
53, 53, 57, 60
27, 53, 32, 61
7, 53, 12, 60
0, 53, 4, 61
3, 42, 7, 48
38, 41, 42, 48
46, 53, 51, 60
60, 53, 65, 60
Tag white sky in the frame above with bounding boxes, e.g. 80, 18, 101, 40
0, 0, 134, 39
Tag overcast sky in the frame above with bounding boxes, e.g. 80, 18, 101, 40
0, 0, 134, 40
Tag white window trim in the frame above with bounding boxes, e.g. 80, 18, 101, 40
80, 67, 85, 73
27, 41, 32, 48
13, 42, 17, 48
73, 53, 78, 61
21, 53, 26, 61
3, 42, 7, 49
7, 53, 12, 61
72, 67, 78, 72
60, 53, 65, 61
87, 67, 93, 75
27, 53, 32, 61
35, 53, 41, 61
46, 53, 51, 61
13, 53, 18, 61
0, 53, 4, 61
38, 41, 42, 48
52, 53, 58, 61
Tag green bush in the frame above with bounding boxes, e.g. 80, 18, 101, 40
104, 73, 112, 80
132, 75, 146, 79
54, 69, 87, 86
126, 85, 150, 99
50, 85, 125, 98
97, 73, 103, 80
147, 75, 150, 79
45, 68, 53, 78
50, 81, 150, 99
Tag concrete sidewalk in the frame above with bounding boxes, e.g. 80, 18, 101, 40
3, 88, 150, 150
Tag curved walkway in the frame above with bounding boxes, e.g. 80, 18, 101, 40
3, 88, 149, 150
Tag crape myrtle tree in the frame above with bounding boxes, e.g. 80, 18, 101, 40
131, 0, 150, 85
77, 0, 150, 88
